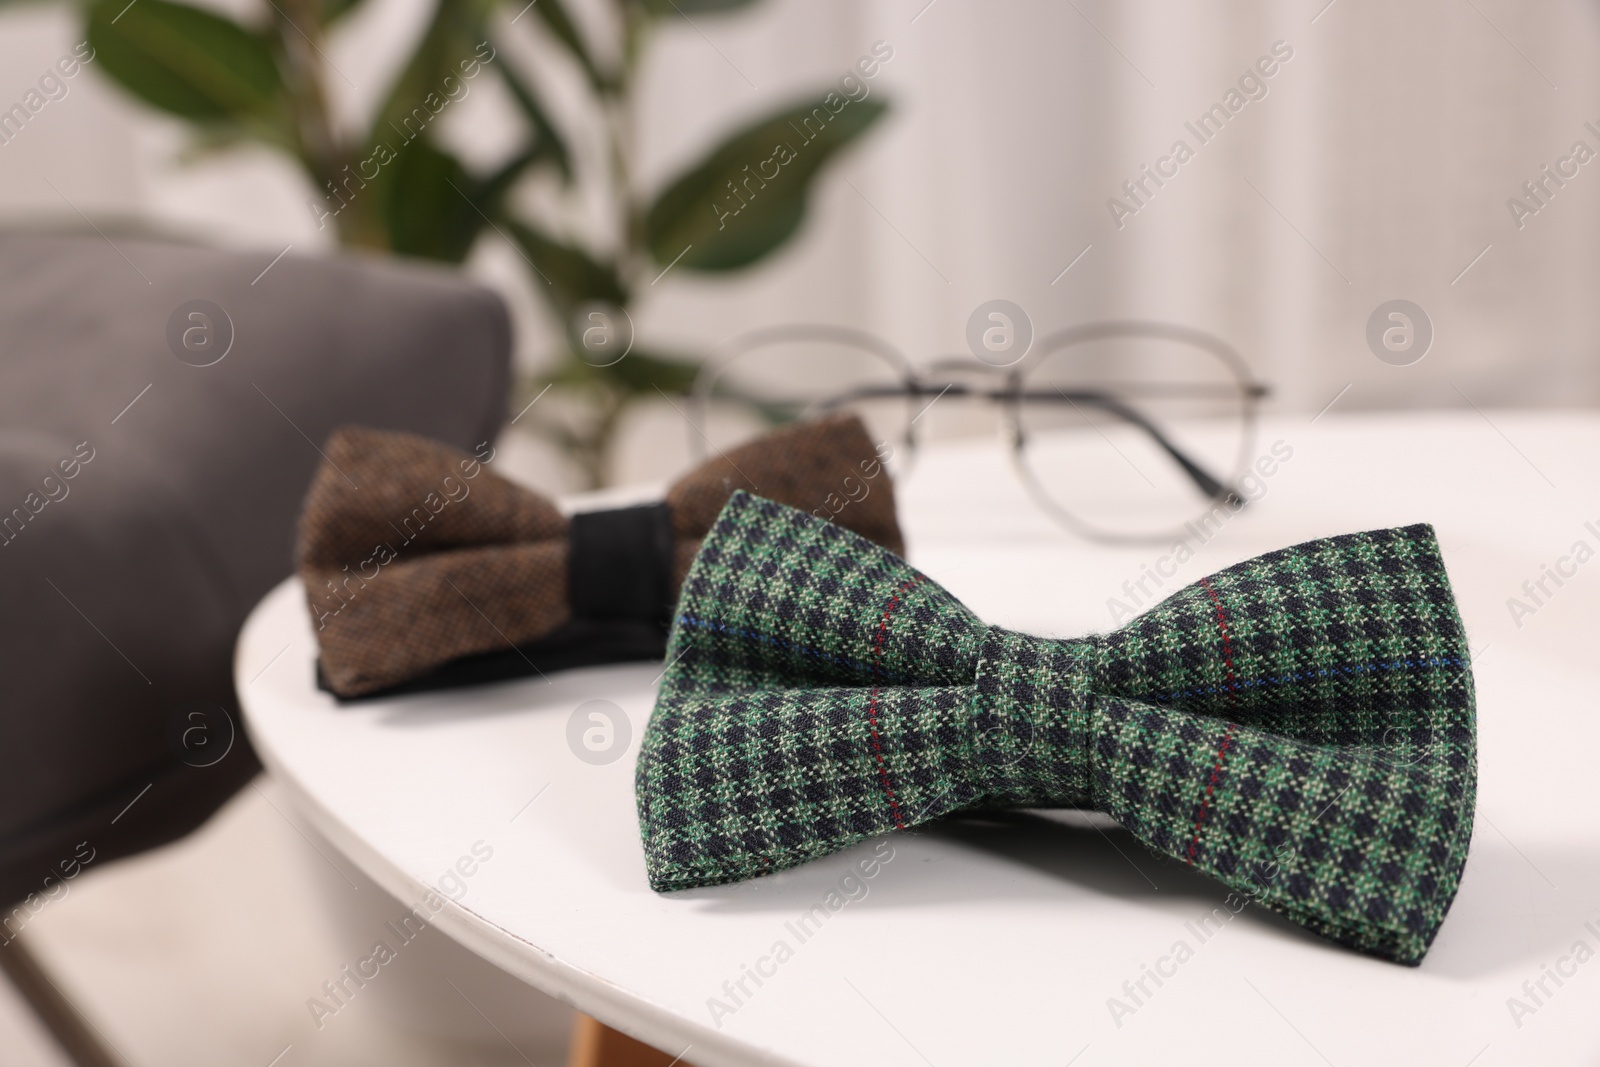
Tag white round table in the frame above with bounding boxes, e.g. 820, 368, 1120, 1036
236, 412, 1600, 1067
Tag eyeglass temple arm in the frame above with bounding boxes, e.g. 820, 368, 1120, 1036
1047, 389, 1237, 503
814, 383, 1242, 504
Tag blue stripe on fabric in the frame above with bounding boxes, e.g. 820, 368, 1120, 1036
1153, 656, 1466, 703
675, 615, 899, 681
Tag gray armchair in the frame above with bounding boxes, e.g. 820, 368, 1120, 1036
0, 231, 511, 1062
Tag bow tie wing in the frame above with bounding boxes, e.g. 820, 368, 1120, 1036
1088, 525, 1476, 964
664, 412, 905, 578
297, 427, 564, 561
661, 491, 979, 693
638, 683, 988, 892
638, 491, 988, 890
297, 427, 569, 695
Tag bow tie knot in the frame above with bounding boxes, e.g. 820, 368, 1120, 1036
968, 627, 1097, 810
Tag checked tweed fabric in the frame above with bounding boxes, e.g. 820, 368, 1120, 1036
636, 491, 1477, 965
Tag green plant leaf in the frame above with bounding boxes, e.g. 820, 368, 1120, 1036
645, 94, 886, 272
523, 0, 605, 91
359, 0, 497, 249
382, 139, 486, 262
480, 142, 546, 208
86, 0, 284, 122
368, 0, 496, 155
365, 44, 549, 263
636, 0, 761, 13
541, 349, 698, 395
493, 46, 573, 181
377, 135, 547, 263
604, 349, 700, 394
321, 0, 368, 24
502, 218, 627, 320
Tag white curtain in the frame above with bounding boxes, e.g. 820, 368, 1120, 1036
617, 0, 1600, 476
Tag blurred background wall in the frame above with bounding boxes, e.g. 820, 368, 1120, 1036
4, 0, 1599, 486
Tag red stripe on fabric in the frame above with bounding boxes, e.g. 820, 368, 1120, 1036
1186, 722, 1240, 864
1199, 577, 1241, 704
865, 686, 905, 830
1187, 578, 1243, 864
872, 576, 925, 668
865, 575, 923, 830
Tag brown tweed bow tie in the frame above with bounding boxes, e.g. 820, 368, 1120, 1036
296, 414, 903, 698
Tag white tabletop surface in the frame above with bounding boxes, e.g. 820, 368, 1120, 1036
236, 412, 1600, 1067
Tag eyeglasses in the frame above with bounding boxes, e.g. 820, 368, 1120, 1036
685, 321, 1270, 544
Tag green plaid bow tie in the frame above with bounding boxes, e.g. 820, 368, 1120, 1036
636, 491, 1476, 965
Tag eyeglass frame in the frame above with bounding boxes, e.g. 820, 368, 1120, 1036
687, 320, 1272, 544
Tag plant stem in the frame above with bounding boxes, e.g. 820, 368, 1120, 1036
602, 0, 643, 288
274, 0, 388, 248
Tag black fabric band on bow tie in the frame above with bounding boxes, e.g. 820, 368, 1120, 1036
314, 504, 682, 700
569, 503, 676, 624
314, 505, 680, 700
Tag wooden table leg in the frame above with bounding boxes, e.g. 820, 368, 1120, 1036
568, 1013, 692, 1067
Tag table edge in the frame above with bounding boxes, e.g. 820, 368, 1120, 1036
234, 578, 802, 1067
